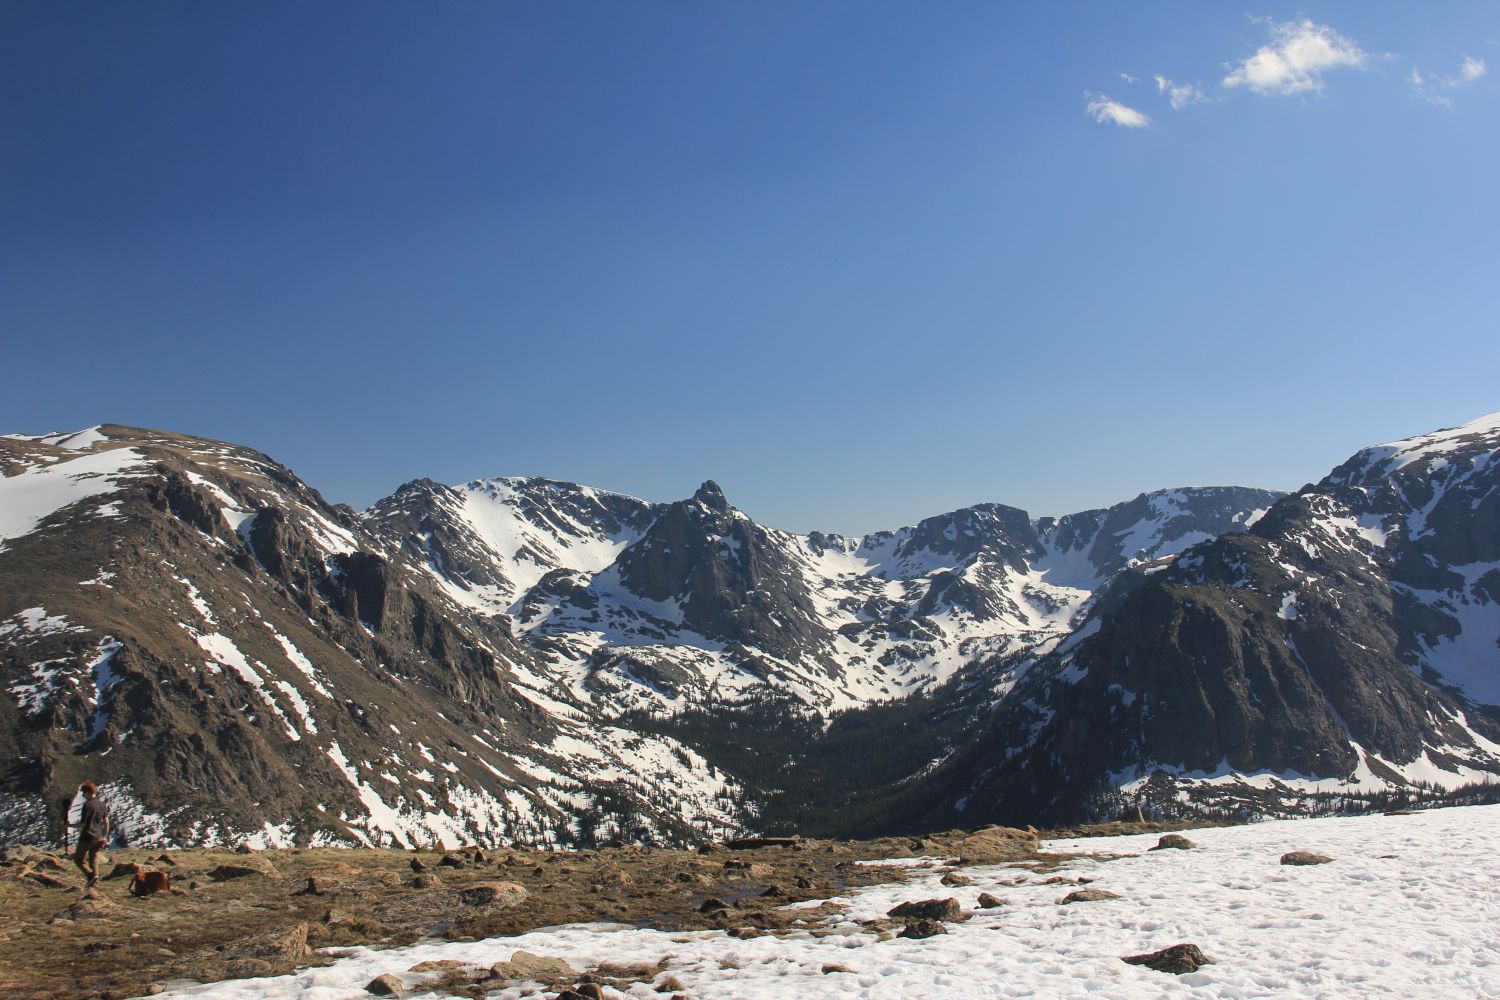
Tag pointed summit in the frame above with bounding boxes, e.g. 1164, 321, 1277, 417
693, 480, 729, 511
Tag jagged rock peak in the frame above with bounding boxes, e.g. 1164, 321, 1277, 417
693, 480, 730, 511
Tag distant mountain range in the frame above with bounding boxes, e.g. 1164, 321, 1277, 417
1, 412, 1496, 847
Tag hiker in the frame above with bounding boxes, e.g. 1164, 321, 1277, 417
71, 781, 110, 887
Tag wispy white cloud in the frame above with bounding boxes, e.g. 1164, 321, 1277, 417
1223, 19, 1367, 95
1154, 75, 1208, 110
1120, 72, 1138, 85
1085, 93, 1151, 128
1410, 54, 1487, 106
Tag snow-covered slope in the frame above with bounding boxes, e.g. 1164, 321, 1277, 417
0, 427, 744, 849
922, 410, 1500, 826
367, 475, 1282, 713
153, 803, 1500, 1000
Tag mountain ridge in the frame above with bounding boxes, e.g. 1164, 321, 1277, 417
2, 413, 1496, 848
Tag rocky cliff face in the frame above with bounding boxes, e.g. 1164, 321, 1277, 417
0, 428, 742, 849
7, 413, 1493, 845
915, 412, 1500, 827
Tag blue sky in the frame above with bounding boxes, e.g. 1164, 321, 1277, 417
3, 3, 1497, 534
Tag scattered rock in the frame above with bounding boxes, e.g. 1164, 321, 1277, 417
436, 854, 468, 869
1150, 834, 1196, 851
888, 898, 963, 921
456, 882, 528, 908
365, 973, 404, 996
724, 836, 800, 850
821, 964, 853, 975
572, 986, 606, 1000
1280, 851, 1333, 866
0, 845, 41, 864
156, 853, 177, 866
939, 872, 972, 887
105, 862, 141, 880
899, 919, 948, 939
698, 897, 731, 914
409, 960, 467, 973
1384, 809, 1413, 816
1123, 943, 1214, 974
595, 862, 632, 887
976, 892, 1006, 908
293, 877, 323, 897
795, 875, 815, 888
235, 844, 257, 854
25, 871, 71, 890
722, 860, 774, 879
408, 873, 441, 889
223, 923, 311, 962
409, 858, 427, 873
959, 826, 1040, 863
208, 861, 277, 881
50, 889, 118, 923
1060, 888, 1121, 904
488, 950, 578, 984
656, 974, 687, 991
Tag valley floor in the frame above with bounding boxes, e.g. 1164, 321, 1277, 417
139, 804, 1500, 999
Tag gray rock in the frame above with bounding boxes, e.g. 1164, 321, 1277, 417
1123, 943, 1214, 974
888, 897, 963, 921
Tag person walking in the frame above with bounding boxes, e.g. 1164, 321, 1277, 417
72, 781, 110, 887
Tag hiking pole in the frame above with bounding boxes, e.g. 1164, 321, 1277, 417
61, 794, 71, 853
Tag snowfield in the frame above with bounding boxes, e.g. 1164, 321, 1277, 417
150, 803, 1500, 999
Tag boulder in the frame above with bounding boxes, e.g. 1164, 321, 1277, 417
0, 845, 41, 864
365, 973, 404, 996
436, 853, 468, 869
1280, 851, 1333, 866
887, 897, 963, 921
457, 882, 528, 908
1060, 888, 1121, 904
25, 871, 72, 890
724, 836, 801, 850
939, 872, 972, 887
959, 826, 1039, 863
50, 888, 118, 923
229, 923, 311, 962
488, 950, 578, 984
1123, 943, 1214, 974
1150, 834, 1196, 851
595, 862, 632, 887
209, 860, 277, 880
976, 892, 1006, 908
898, 919, 948, 939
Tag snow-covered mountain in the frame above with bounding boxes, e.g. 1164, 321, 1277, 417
913, 411, 1500, 826
4, 411, 1496, 846
0, 427, 743, 849
364, 473, 1280, 713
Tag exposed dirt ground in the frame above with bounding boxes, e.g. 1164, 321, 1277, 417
0, 822, 1211, 1000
